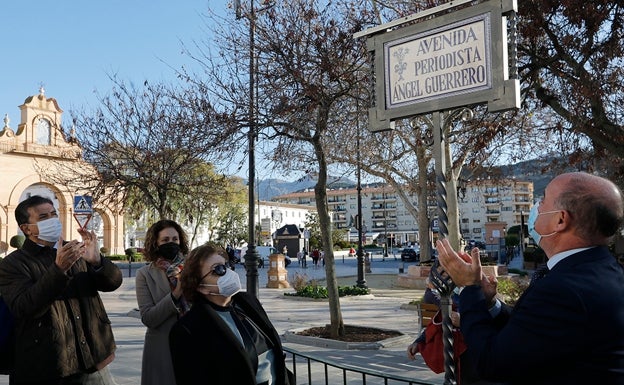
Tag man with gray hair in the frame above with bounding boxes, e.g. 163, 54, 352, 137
436, 172, 624, 384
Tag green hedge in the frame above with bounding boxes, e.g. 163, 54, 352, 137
285, 284, 370, 299
107, 253, 145, 262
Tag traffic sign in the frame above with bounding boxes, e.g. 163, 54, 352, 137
74, 196, 93, 213
73, 213, 92, 230
73, 195, 93, 230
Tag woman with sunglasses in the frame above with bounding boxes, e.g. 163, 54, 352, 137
169, 243, 293, 385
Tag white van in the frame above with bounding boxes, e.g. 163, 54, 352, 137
236, 246, 282, 268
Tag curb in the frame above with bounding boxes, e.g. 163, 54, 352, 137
283, 330, 383, 350
283, 325, 409, 350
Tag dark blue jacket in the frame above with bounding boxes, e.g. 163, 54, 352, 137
460, 246, 624, 385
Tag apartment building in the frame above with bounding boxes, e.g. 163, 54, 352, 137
272, 185, 419, 246
459, 178, 534, 244
272, 178, 534, 247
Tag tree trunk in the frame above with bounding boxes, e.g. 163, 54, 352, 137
313, 136, 344, 338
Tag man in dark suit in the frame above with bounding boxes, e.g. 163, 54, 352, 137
436, 172, 624, 385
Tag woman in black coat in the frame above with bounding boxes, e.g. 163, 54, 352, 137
169, 243, 292, 385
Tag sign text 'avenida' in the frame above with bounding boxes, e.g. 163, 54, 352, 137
385, 13, 491, 108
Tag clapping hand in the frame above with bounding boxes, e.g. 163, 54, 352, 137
78, 228, 101, 266
55, 238, 84, 273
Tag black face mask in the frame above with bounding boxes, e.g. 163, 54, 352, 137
157, 242, 180, 261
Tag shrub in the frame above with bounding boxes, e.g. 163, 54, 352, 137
333, 240, 351, 249
290, 284, 328, 299
338, 285, 370, 296
285, 281, 370, 299
523, 245, 546, 263
291, 272, 310, 292
9, 235, 25, 249
99, 247, 109, 255
497, 277, 529, 306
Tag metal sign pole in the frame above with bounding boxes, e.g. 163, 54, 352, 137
431, 111, 456, 385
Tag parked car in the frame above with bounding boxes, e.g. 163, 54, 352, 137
464, 239, 487, 251
400, 247, 420, 262
237, 246, 280, 268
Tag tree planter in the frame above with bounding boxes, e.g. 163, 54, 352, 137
482, 265, 508, 277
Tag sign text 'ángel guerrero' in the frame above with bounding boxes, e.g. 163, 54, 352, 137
385, 14, 491, 108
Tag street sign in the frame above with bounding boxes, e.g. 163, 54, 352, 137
73, 195, 93, 230
74, 196, 93, 213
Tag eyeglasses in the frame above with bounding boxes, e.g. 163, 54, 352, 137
200, 264, 228, 281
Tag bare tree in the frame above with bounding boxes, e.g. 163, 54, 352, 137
182, 0, 375, 337
42, 77, 235, 226
518, 0, 624, 173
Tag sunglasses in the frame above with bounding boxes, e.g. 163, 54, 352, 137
200, 264, 228, 281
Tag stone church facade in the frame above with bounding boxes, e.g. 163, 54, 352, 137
0, 89, 125, 256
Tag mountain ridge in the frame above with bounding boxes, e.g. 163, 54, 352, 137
257, 159, 557, 201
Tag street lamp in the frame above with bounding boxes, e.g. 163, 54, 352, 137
236, 0, 260, 298
382, 185, 388, 261
355, 114, 367, 289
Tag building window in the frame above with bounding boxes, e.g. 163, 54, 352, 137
36, 118, 51, 145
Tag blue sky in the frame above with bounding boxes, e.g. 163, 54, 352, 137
0, 1, 347, 182
1, 0, 227, 122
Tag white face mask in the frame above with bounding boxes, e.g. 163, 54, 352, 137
200, 268, 242, 297
35, 217, 63, 243
528, 202, 559, 246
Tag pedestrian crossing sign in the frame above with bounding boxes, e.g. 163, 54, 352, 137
74, 196, 93, 213
73, 195, 93, 230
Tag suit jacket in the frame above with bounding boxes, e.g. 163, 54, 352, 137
135, 263, 182, 385
460, 246, 624, 385
169, 292, 291, 385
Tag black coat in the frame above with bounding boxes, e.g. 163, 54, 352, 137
0, 238, 122, 382
169, 292, 291, 385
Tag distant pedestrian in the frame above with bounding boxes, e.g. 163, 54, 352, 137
311, 249, 320, 267
296, 250, 304, 266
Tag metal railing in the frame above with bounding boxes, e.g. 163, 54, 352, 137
284, 346, 438, 385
